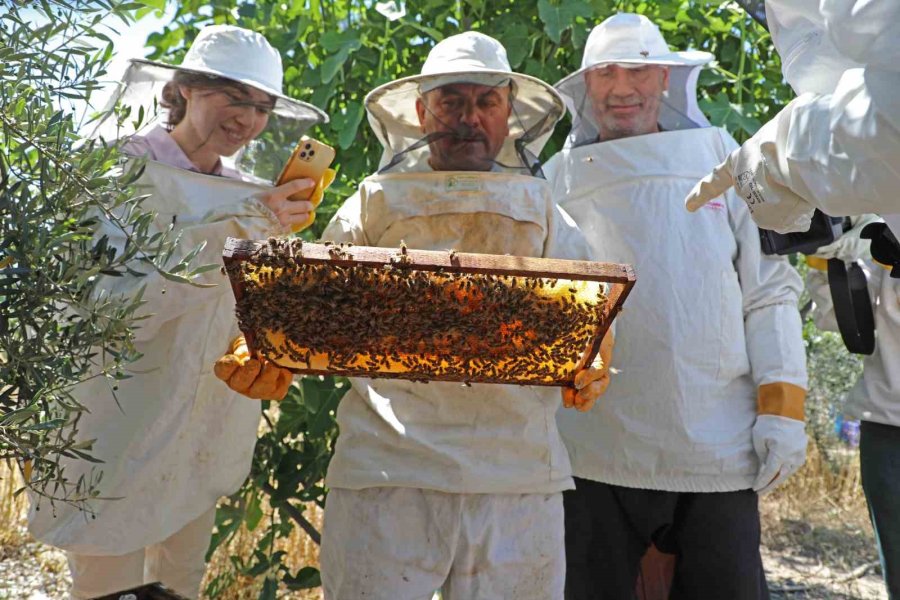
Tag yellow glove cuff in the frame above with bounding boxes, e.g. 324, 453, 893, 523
873, 258, 894, 272
758, 382, 806, 421
805, 256, 828, 272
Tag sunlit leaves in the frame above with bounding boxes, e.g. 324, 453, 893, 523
538, 0, 593, 44
701, 91, 763, 136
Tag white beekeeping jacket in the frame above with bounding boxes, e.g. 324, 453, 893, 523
28, 160, 283, 554
546, 127, 807, 492
319, 168, 594, 494
805, 215, 900, 428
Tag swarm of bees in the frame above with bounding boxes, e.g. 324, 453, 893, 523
225, 240, 608, 386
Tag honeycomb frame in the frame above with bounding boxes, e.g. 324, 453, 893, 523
223, 238, 635, 387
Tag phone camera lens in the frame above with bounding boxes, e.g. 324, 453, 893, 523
300, 151, 307, 158
305, 143, 311, 149
309, 150, 315, 156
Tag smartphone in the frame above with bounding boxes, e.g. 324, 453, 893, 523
276, 136, 336, 202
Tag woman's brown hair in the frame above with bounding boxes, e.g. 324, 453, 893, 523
160, 71, 249, 129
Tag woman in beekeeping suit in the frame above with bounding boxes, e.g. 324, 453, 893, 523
267, 31, 611, 599
27, 25, 328, 599
685, 0, 900, 249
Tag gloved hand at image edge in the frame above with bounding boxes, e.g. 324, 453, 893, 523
562, 331, 614, 412
214, 335, 294, 400
684, 99, 816, 234
752, 382, 808, 495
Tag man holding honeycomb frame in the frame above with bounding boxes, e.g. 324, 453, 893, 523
217, 32, 612, 599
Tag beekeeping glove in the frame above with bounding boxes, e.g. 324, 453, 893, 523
563, 331, 614, 412
684, 100, 816, 234
214, 335, 294, 400
752, 382, 808, 495
292, 168, 337, 233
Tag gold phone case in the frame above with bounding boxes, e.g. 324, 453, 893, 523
276, 136, 336, 201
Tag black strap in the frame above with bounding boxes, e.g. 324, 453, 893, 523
861, 222, 900, 279
377, 131, 454, 174
827, 258, 876, 355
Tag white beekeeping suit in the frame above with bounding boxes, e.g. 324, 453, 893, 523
546, 14, 807, 496
314, 32, 599, 600
804, 214, 900, 597
806, 217, 899, 428
546, 15, 807, 597
685, 0, 900, 238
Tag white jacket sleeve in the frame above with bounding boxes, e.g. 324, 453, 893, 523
728, 193, 808, 392
821, 0, 900, 70
779, 68, 900, 217
685, 68, 900, 231
96, 197, 281, 342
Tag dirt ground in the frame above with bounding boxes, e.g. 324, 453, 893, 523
761, 498, 886, 600
0, 450, 890, 600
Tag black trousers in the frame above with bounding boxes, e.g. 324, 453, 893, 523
860, 421, 900, 599
564, 477, 770, 600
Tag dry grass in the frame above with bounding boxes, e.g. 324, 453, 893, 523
761, 441, 886, 599
0, 460, 72, 600
0, 459, 28, 546
201, 496, 324, 599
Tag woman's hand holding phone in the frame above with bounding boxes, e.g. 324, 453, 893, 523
259, 178, 317, 231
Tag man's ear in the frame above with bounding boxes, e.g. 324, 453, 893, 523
179, 85, 192, 101
415, 96, 427, 133
661, 67, 670, 91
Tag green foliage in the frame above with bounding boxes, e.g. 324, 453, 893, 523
136, 1, 844, 597
0, 1, 217, 511
204, 377, 344, 598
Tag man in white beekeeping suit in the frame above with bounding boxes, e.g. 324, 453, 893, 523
544, 13, 808, 599
685, 0, 900, 259
226, 32, 613, 599
802, 214, 900, 599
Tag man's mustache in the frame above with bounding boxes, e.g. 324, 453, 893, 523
430, 126, 488, 144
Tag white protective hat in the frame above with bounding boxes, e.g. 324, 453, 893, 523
126, 24, 327, 124
95, 25, 329, 182
364, 31, 565, 173
766, 0, 861, 96
555, 13, 713, 148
